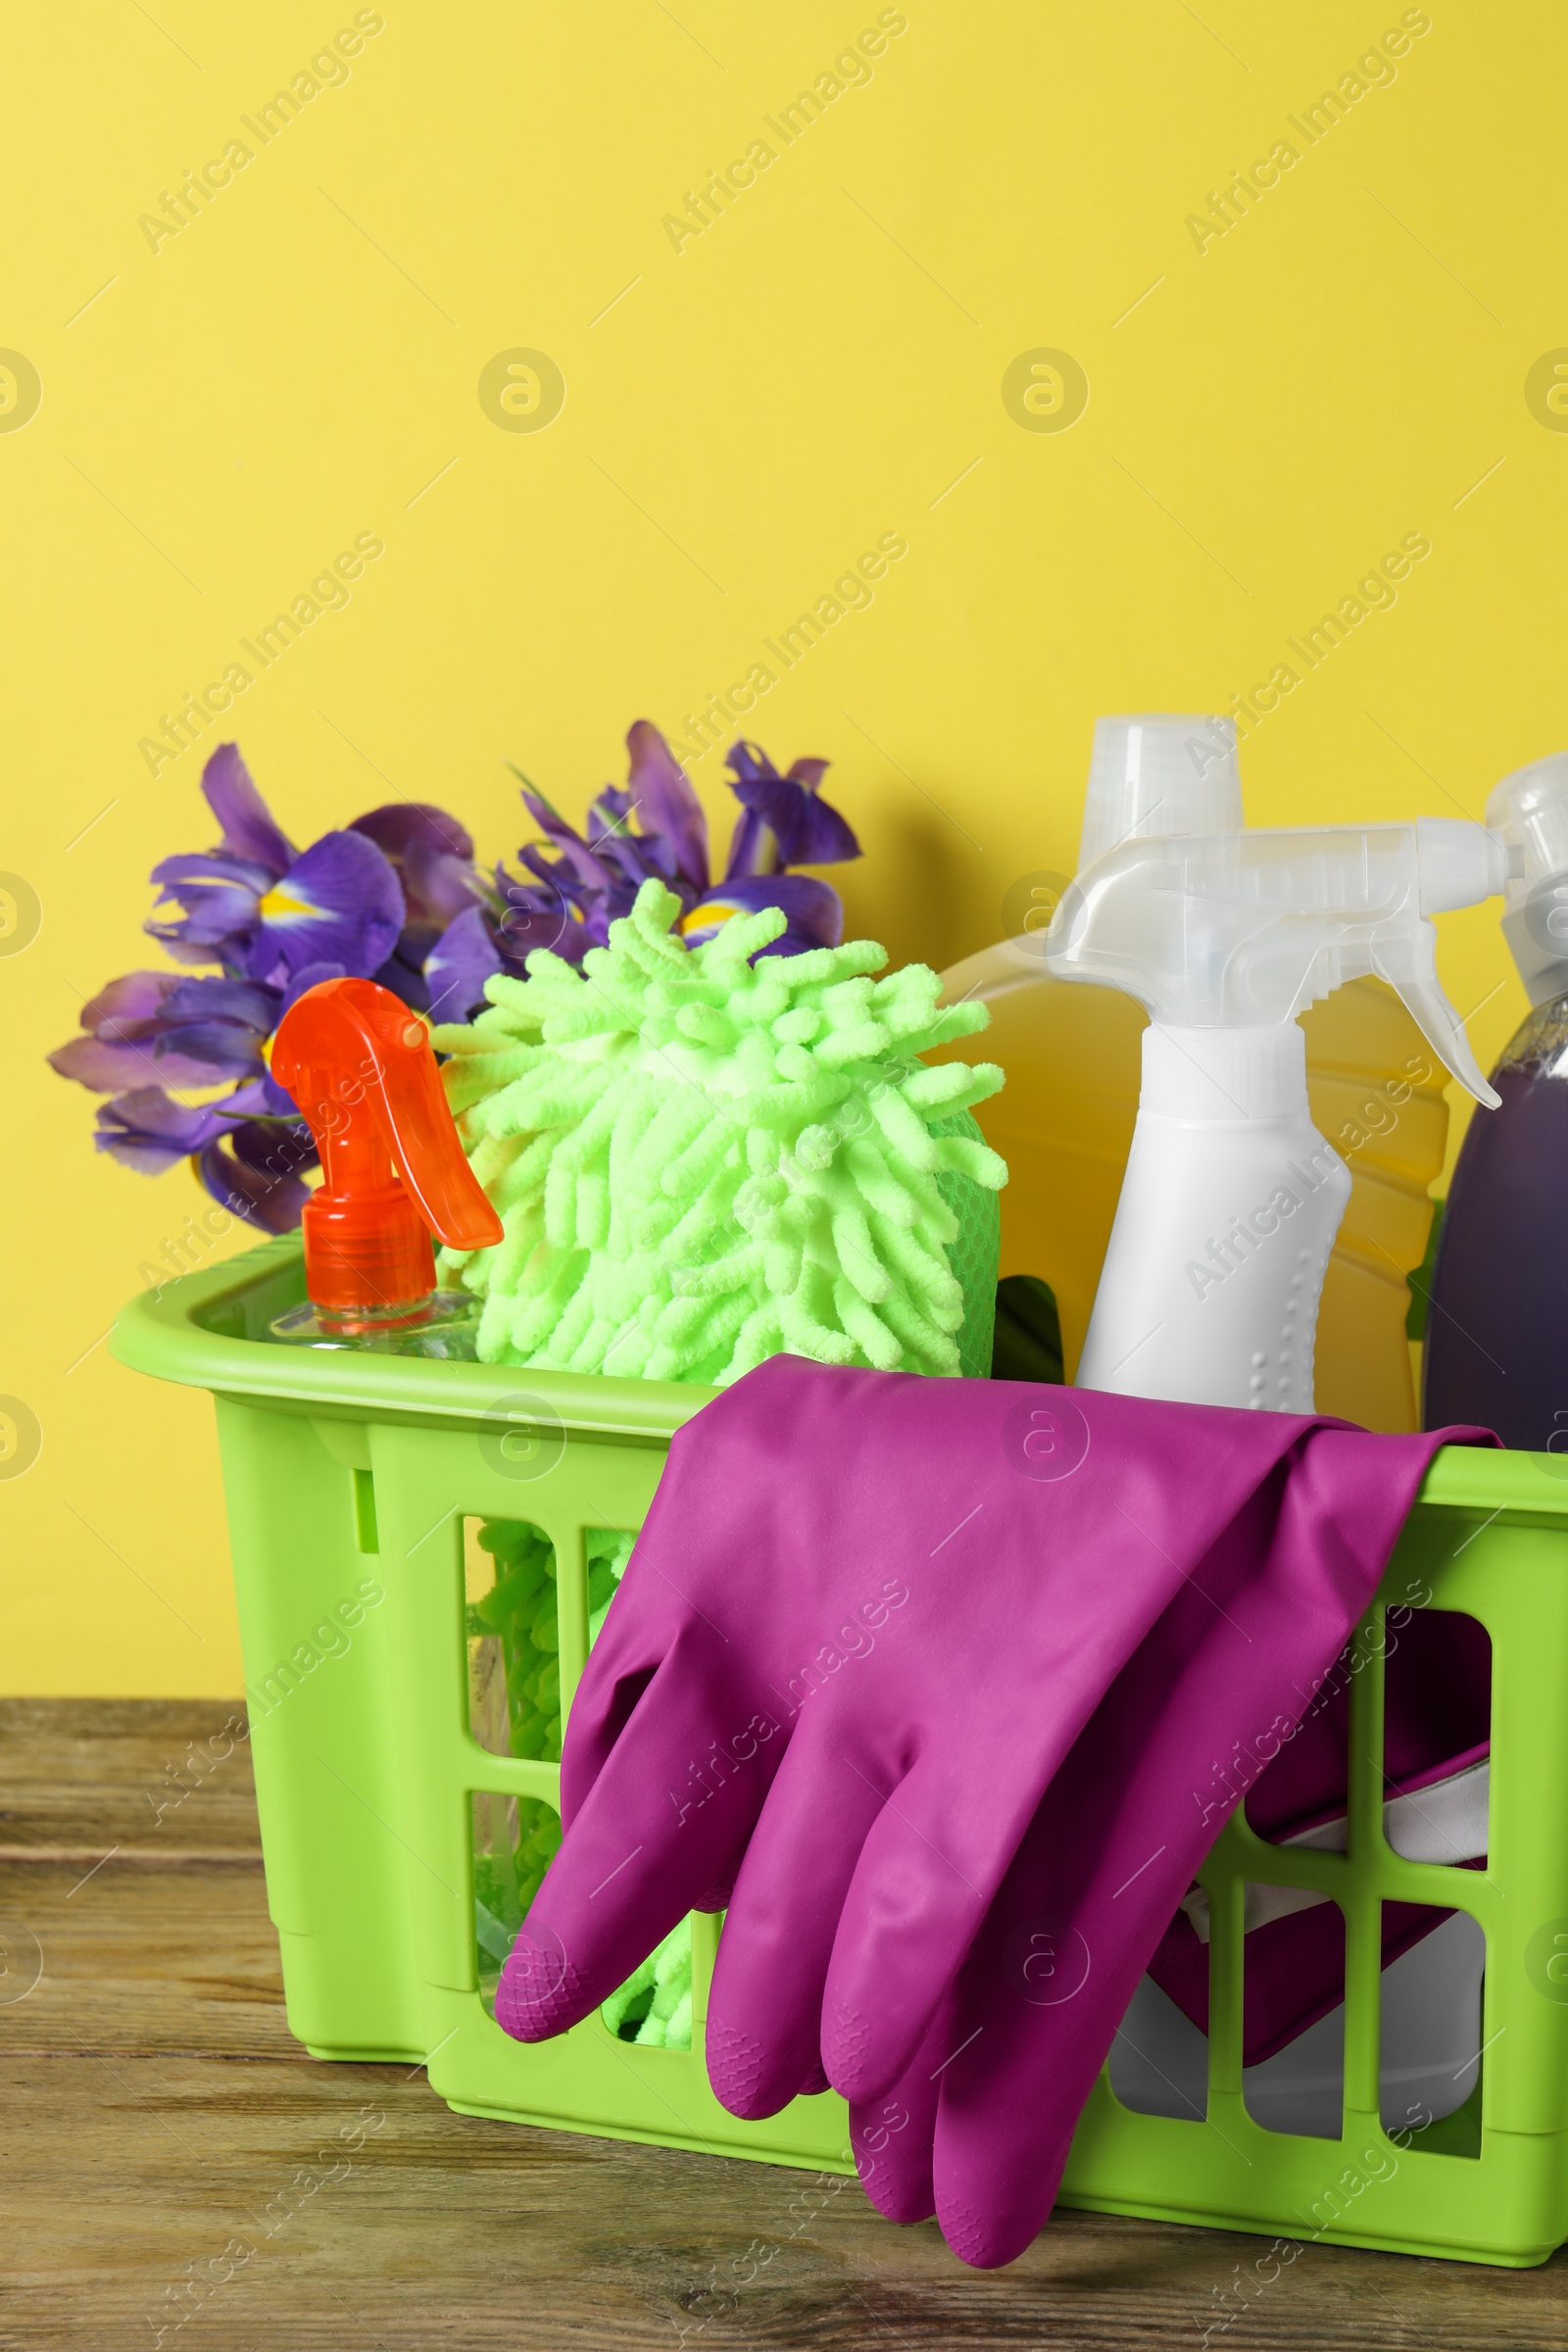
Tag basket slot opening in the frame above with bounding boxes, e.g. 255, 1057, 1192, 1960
1242, 1893, 1346, 2140
464, 1517, 563, 1763
1378, 1901, 1484, 2156
352, 1467, 379, 1553
1106, 1972, 1210, 2122
1382, 1609, 1490, 1868
459, 1516, 681, 2043
472, 1788, 560, 2013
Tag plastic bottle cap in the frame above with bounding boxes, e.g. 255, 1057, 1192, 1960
270, 977, 503, 1315
1077, 714, 1244, 875
1483, 752, 1568, 1006
1485, 752, 1568, 896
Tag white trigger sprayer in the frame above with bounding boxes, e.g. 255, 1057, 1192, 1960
1046, 716, 1514, 1410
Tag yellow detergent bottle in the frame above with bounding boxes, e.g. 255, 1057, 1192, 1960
937, 717, 1450, 1432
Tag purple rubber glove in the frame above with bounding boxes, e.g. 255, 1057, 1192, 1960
496, 1356, 1471, 2264
847, 1416, 1473, 2258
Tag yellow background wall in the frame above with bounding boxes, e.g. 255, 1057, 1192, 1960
4, 1, 1562, 1693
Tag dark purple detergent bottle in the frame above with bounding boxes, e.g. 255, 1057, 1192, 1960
1425, 754, 1568, 1449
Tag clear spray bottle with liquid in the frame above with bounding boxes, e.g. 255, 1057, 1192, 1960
268, 975, 502, 1357
936, 716, 1458, 1430
1425, 752, 1568, 1446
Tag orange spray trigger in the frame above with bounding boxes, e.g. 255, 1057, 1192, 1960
271, 976, 503, 1315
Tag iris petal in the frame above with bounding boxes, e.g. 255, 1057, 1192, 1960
50, 1035, 177, 1092
723, 740, 860, 869
350, 805, 480, 947
498, 869, 593, 965
425, 905, 507, 1024
514, 777, 619, 897
153, 1021, 268, 1080
723, 804, 774, 880
352, 800, 474, 856
94, 1087, 234, 1172
149, 851, 274, 890
349, 802, 474, 867
401, 840, 485, 930
201, 743, 294, 874
146, 858, 265, 962
161, 976, 281, 1031
625, 719, 710, 892
195, 1126, 316, 1232
778, 788, 860, 867
249, 830, 405, 982
78, 971, 180, 1028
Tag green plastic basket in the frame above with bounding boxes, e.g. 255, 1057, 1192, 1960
113, 1234, 1568, 2266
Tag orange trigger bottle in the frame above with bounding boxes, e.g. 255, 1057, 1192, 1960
268, 976, 503, 1357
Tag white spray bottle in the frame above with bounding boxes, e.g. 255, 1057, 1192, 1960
1046, 802, 1511, 1410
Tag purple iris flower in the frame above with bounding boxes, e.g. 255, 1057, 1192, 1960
52, 744, 469, 1233
146, 742, 406, 988
435, 721, 861, 1010
51, 722, 861, 1230
147, 830, 404, 988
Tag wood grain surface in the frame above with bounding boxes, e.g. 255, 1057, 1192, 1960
2, 1698, 1565, 2350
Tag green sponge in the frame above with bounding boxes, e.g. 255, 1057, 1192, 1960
434, 879, 1005, 1385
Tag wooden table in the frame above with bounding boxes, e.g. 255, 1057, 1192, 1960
3, 1698, 1566, 2349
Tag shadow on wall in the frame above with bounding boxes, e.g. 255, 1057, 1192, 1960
839, 803, 980, 975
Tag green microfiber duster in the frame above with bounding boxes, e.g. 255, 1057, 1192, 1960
434, 878, 1006, 1382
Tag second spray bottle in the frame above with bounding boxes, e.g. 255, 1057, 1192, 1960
1043, 714, 1511, 1412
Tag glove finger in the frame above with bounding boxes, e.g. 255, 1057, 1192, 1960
925, 1742, 1184, 2266
848, 1993, 954, 2227
929, 1889, 1103, 2268
705, 1737, 889, 2119
821, 1755, 1023, 2105
497, 1620, 785, 2039
933, 2035, 1081, 2268
553, 1575, 679, 1828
